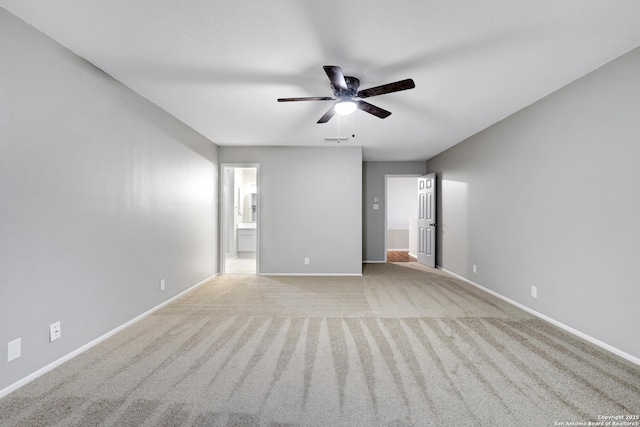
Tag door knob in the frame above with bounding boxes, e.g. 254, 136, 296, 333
429, 223, 437, 226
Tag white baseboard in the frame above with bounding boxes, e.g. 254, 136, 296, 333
363, 260, 386, 263
260, 273, 363, 277
387, 248, 410, 251
438, 266, 640, 367
0, 273, 218, 399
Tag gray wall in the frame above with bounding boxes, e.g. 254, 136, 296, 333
0, 9, 219, 392
220, 146, 362, 275
363, 162, 426, 262
427, 46, 640, 360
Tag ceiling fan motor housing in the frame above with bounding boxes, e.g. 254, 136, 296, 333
334, 76, 360, 98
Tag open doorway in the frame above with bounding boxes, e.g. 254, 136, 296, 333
222, 165, 259, 274
385, 175, 419, 262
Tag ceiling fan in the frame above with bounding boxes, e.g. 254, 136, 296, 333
277, 65, 415, 123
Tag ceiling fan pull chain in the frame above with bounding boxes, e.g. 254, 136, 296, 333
352, 113, 356, 138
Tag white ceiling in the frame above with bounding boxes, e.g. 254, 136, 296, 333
2, 1, 640, 161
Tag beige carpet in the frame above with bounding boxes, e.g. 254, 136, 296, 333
1, 263, 639, 426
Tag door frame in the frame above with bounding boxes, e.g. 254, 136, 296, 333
384, 174, 421, 262
220, 163, 260, 275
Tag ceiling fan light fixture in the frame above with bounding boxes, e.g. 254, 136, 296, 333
334, 100, 357, 115
278, 65, 415, 123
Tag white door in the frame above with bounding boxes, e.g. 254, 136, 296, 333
417, 173, 436, 267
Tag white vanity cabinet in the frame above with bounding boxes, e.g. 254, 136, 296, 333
237, 223, 256, 252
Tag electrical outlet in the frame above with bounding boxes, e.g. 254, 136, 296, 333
7, 338, 21, 362
49, 321, 61, 342
304, 258, 310, 265
473, 264, 477, 273
531, 286, 538, 299
160, 279, 165, 291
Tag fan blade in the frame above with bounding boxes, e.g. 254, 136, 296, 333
357, 101, 391, 119
356, 79, 415, 98
278, 97, 334, 102
323, 65, 348, 91
317, 106, 336, 123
